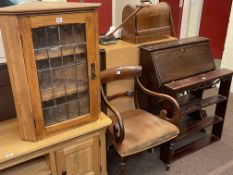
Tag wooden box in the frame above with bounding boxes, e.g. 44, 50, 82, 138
0, 2, 101, 141
121, 2, 172, 43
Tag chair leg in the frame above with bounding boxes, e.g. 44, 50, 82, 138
119, 157, 126, 175
106, 137, 111, 151
166, 143, 175, 171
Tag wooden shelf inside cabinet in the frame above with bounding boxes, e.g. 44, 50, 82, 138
34, 45, 86, 61
40, 82, 88, 102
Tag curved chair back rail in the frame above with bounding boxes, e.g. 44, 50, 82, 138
100, 66, 142, 84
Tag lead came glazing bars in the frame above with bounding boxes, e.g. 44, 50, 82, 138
32, 23, 90, 126
72, 24, 81, 118
58, 24, 69, 122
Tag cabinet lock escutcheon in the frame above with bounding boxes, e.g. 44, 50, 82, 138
91, 63, 96, 80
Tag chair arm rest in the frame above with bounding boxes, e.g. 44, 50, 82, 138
101, 87, 125, 143
136, 77, 181, 124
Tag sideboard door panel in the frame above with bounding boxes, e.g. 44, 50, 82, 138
56, 135, 100, 175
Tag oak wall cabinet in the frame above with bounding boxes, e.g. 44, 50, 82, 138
0, 2, 101, 141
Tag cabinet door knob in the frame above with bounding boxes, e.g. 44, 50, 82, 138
62, 170, 67, 175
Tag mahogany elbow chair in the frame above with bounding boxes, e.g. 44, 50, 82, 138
100, 66, 181, 175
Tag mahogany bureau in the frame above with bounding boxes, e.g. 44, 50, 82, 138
139, 36, 233, 163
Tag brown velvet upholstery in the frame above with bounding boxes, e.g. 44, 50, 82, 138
108, 109, 179, 157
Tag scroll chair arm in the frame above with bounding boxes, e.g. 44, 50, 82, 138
135, 77, 181, 124
101, 87, 125, 143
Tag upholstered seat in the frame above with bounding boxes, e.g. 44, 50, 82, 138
108, 109, 179, 157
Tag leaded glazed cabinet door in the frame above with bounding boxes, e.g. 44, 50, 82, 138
18, 12, 100, 139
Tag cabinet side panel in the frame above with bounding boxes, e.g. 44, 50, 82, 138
0, 16, 36, 141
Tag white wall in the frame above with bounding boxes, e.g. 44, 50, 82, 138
112, 0, 139, 27
112, 0, 158, 27
221, 2, 233, 92
180, 0, 203, 38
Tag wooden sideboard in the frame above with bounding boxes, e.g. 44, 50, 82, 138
0, 113, 111, 175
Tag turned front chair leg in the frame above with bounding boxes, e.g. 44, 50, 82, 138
119, 157, 126, 175
106, 137, 112, 151
166, 143, 175, 171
